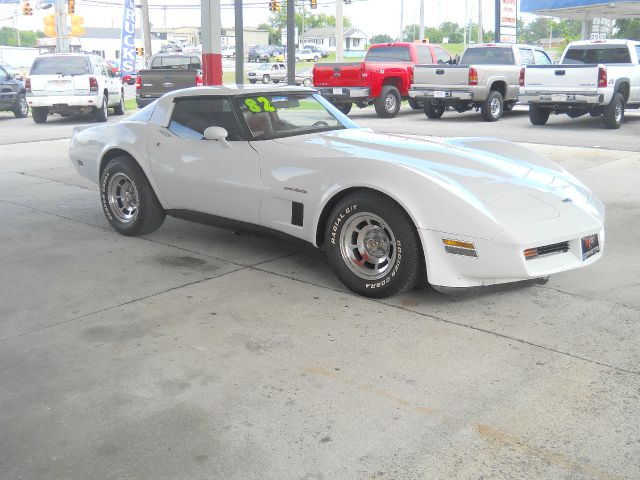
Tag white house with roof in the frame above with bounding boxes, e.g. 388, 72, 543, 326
300, 27, 368, 52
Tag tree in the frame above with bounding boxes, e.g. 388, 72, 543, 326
614, 19, 640, 40
0, 27, 41, 47
439, 22, 463, 44
370, 33, 393, 44
266, 1, 351, 44
402, 24, 420, 42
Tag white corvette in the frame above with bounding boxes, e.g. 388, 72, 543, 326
69, 85, 604, 298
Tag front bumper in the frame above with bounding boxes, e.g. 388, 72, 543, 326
316, 86, 370, 103
27, 93, 102, 109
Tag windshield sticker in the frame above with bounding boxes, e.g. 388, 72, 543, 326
244, 97, 277, 113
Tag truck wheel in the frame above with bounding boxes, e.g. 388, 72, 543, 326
262, 74, 270, 84
249, 80, 257, 84
408, 97, 424, 110
113, 91, 125, 115
94, 94, 108, 122
100, 156, 166, 236
481, 90, 503, 122
374, 85, 401, 118
324, 191, 421, 298
313, 56, 319, 62
334, 103, 352, 115
32, 107, 48, 124
503, 101, 515, 112
424, 101, 445, 119
529, 105, 550, 126
602, 92, 624, 129
13, 93, 29, 118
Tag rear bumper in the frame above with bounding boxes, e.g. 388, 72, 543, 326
316, 86, 370, 103
409, 87, 474, 101
136, 95, 157, 108
27, 93, 101, 109
520, 92, 608, 106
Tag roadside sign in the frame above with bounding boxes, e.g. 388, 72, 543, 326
496, 0, 518, 44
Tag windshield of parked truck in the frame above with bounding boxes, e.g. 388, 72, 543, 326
460, 47, 515, 65
365, 46, 412, 62
31, 56, 90, 75
563, 45, 632, 64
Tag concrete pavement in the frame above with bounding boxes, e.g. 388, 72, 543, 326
0, 125, 638, 479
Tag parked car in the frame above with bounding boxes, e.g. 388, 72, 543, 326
136, 53, 203, 108
0, 64, 29, 118
409, 43, 552, 122
520, 39, 640, 129
69, 85, 604, 298
221, 46, 235, 58
295, 67, 313, 87
247, 63, 287, 84
0, 62, 24, 81
106, 59, 120, 77
303, 44, 329, 58
314, 42, 453, 117
121, 72, 137, 85
248, 46, 270, 63
296, 49, 320, 63
26, 53, 124, 123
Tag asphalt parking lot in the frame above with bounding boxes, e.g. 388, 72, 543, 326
1, 105, 639, 479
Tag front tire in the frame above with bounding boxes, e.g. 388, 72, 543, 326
13, 93, 29, 118
94, 94, 108, 122
602, 92, 624, 129
529, 105, 550, 125
334, 103, 352, 115
408, 97, 424, 110
424, 101, 445, 119
32, 107, 48, 124
100, 156, 166, 236
262, 74, 270, 84
324, 192, 421, 298
374, 85, 401, 118
480, 90, 503, 122
302, 78, 312, 87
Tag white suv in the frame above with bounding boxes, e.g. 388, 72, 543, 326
26, 53, 125, 124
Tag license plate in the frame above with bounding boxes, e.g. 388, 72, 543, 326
434, 90, 446, 98
551, 94, 567, 102
332, 88, 343, 95
581, 234, 600, 261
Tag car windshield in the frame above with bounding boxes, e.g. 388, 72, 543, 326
31, 56, 90, 75
256, 64, 272, 70
460, 47, 515, 65
234, 93, 346, 140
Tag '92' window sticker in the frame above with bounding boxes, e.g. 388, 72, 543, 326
244, 97, 277, 113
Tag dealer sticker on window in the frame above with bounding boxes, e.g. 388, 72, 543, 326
581, 234, 600, 261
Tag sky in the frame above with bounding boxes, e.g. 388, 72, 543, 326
1, 0, 534, 38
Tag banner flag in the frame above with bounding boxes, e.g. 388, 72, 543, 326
119, 0, 137, 75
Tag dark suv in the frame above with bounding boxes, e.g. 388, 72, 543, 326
0, 64, 28, 118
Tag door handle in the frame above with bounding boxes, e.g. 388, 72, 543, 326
436, 69, 445, 75
158, 130, 171, 138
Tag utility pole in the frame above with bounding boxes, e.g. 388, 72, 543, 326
463, 0, 468, 49
140, 0, 152, 67
201, 0, 223, 85
399, 0, 404, 41
55, 0, 69, 52
286, 0, 295, 83
419, 0, 424, 42
234, 0, 243, 84
477, 0, 483, 44
12, 10, 21, 47
336, 0, 343, 62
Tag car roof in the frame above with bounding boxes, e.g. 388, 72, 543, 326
163, 84, 314, 100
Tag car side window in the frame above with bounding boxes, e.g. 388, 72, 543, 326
416, 45, 433, 64
533, 49, 552, 65
519, 48, 535, 65
434, 46, 452, 64
169, 97, 246, 141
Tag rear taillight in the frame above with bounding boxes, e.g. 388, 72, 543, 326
89, 76, 98, 92
361, 62, 367, 79
408, 66, 414, 84
598, 66, 607, 88
519, 67, 525, 87
195, 72, 203, 86
136, 75, 141, 90
468, 67, 478, 86
25, 77, 31, 92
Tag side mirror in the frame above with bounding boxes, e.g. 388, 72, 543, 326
204, 126, 231, 148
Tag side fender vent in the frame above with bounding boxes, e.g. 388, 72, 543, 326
291, 202, 304, 227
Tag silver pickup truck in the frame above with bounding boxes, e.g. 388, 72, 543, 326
409, 43, 552, 121
520, 39, 640, 129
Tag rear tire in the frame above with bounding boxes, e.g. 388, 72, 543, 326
480, 90, 503, 122
334, 103, 352, 115
374, 85, 401, 118
262, 74, 270, 84
113, 92, 125, 115
302, 78, 312, 87
94, 94, 108, 122
324, 191, 421, 298
100, 156, 166, 236
602, 92, 624, 129
408, 97, 424, 110
13, 93, 29, 118
32, 107, 48, 124
528, 105, 550, 125
424, 101, 445, 119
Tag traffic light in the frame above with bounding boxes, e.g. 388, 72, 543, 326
136, 47, 144, 56
22, 1, 33, 16
310, 0, 317, 8
269, 0, 280, 12
70, 15, 85, 36
43, 14, 56, 37
68, 0, 75, 15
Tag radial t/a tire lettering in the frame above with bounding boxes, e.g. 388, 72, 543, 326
100, 156, 166, 236
324, 192, 422, 298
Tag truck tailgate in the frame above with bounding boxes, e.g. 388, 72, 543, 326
313, 62, 365, 87
412, 65, 469, 88
524, 65, 600, 93
139, 69, 198, 97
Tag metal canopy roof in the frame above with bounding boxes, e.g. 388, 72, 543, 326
521, 0, 640, 19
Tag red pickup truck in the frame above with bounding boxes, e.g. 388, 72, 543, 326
313, 42, 455, 118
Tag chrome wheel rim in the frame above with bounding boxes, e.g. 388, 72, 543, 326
19, 96, 28, 116
490, 97, 501, 117
303, 78, 312, 87
339, 213, 397, 280
615, 100, 623, 123
107, 173, 138, 223
385, 93, 397, 113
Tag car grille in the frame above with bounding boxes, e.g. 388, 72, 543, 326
524, 241, 570, 260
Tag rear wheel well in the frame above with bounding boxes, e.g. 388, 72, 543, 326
489, 81, 506, 98
382, 77, 402, 90
103, 89, 109, 100
100, 148, 135, 178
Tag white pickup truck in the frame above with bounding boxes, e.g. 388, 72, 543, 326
520, 39, 640, 129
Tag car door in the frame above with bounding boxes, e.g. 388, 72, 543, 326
147, 95, 260, 224
0, 67, 16, 110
